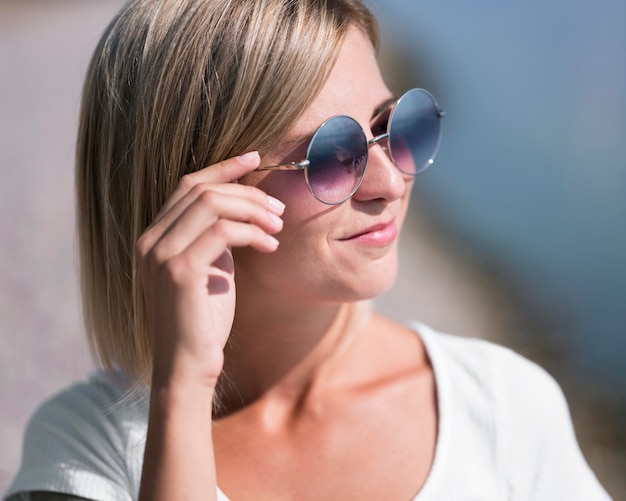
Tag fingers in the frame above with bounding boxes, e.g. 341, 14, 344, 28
145, 219, 278, 292
162, 151, 262, 215
136, 151, 284, 275
190, 219, 280, 261
147, 189, 283, 262
152, 181, 281, 236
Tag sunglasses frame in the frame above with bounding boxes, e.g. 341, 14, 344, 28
256, 88, 445, 205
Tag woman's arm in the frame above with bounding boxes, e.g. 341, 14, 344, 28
139, 381, 217, 500
135, 152, 283, 500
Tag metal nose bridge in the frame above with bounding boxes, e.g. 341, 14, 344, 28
366, 132, 391, 162
368, 132, 389, 148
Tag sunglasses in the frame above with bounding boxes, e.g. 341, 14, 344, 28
257, 88, 445, 205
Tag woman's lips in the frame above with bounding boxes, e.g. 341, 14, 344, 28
340, 219, 398, 246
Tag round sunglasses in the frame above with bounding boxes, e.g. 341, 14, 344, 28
257, 88, 445, 205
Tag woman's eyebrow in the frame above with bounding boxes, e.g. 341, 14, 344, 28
372, 96, 397, 118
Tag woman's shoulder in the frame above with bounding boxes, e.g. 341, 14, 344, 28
5, 372, 147, 500
36, 370, 140, 404
26, 371, 148, 443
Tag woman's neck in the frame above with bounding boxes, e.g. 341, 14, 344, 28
217, 299, 369, 417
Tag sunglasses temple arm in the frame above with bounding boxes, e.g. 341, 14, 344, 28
256, 159, 310, 172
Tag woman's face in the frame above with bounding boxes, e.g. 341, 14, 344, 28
234, 27, 414, 305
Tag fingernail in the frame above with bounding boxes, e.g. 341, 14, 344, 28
268, 211, 283, 228
267, 195, 286, 213
266, 234, 280, 250
238, 151, 260, 165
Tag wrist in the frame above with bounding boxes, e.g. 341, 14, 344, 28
151, 348, 224, 393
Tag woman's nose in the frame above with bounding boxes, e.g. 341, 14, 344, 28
351, 139, 407, 203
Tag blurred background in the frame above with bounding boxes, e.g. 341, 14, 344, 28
373, 0, 626, 496
0, 0, 624, 497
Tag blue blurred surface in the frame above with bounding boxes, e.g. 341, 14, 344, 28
375, 0, 626, 394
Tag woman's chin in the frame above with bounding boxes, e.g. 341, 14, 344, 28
331, 261, 399, 303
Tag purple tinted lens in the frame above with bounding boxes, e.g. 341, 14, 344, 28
305, 116, 367, 204
389, 89, 442, 175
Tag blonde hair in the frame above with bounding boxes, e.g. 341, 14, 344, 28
76, 0, 379, 383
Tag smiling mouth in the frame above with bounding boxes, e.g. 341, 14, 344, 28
339, 219, 398, 245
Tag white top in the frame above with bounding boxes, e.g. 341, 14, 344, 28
5, 322, 611, 500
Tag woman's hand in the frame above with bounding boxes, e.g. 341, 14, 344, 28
135, 151, 284, 390
136, 152, 283, 500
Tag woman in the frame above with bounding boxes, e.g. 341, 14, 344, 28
5, 0, 609, 500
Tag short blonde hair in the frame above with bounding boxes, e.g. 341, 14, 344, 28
76, 0, 379, 383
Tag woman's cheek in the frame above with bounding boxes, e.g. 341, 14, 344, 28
251, 170, 307, 204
